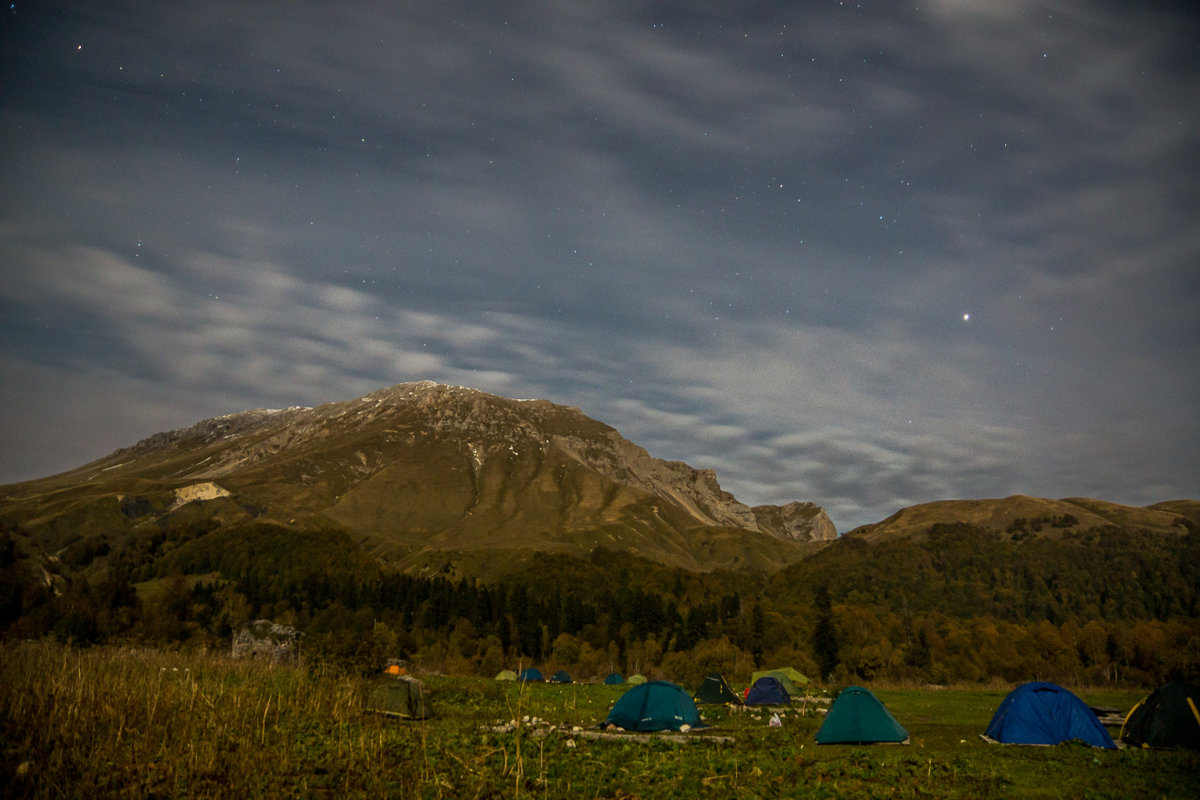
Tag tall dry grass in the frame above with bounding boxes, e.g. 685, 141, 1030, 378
0, 640, 426, 798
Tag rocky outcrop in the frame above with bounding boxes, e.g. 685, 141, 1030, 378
753, 501, 838, 541
170, 482, 231, 509
232, 619, 301, 663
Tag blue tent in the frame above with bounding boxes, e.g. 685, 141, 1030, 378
604, 681, 704, 732
985, 682, 1115, 749
517, 668, 544, 682
745, 676, 789, 706
550, 670, 572, 684
603, 672, 625, 685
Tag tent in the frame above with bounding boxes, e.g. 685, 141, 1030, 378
694, 673, 743, 705
627, 674, 647, 685
752, 667, 809, 696
550, 670, 572, 684
745, 676, 790, 706
816, 686, 908, 744
603, 672, 625, 685
604, 681, 704, 732
776, 666, 810, 685
984, 682, 1115, 749
367, 674, 433, 720
495, 670, 518, 681
518, 668, 545, 682
1121, 681, 1200, 750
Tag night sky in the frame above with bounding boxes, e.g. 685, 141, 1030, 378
2, 2, 1197, 532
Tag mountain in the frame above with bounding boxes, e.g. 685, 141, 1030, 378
0, 381, 834, 578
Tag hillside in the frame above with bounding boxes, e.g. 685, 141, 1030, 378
0, 381, 833, 579
845, 495, 1197, 542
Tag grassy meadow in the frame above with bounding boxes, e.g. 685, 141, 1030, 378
1, 641, 1196, 799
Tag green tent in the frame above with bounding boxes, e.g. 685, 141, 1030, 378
694, 673, 743, 705
751, 668, 808, 697
368, 675, 433, 720
627, 674, 647, 685
815, 686, 908, 744
768, 666, 809, 685
605, 681, 703, 732
495, 670, 518, 681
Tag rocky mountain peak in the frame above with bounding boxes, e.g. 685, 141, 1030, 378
9, 381, 834, 576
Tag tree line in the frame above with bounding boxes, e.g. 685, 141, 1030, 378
1, 518, 1197, 688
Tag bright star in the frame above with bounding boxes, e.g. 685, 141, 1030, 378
962, 313, 970, 321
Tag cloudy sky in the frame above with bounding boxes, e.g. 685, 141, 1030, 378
2, 1, 1197, 532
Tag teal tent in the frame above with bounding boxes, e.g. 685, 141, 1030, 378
816, 686, 908, 744
694, 673, 742, 705
604, 681, 703, 732
518, 668, 544, 682
603, 672, 625, 685
550, 670, 572, 684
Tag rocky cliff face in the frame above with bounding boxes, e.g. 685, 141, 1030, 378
753, 501, 838, 542
5, 382, 834, 576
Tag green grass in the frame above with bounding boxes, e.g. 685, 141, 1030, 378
1, 642, 1195, 799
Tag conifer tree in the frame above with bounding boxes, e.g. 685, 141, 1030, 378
813, 585, 839, 679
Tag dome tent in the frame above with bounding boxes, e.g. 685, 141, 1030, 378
694, 673, 743, 705
816, 686, 908, 744
985, 682, 1115, 749
604, 681, 704, 732
1121, 681, 1200, 750
751, 668, 808, 696
745, 676, 790, 706
494, 670, 518, 681
550, 670, 572, 684
517, 668, 544, 682
603, 672, 625, 685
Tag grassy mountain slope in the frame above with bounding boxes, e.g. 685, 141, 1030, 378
846, 495, 1195, 542
0, 382, 832, 581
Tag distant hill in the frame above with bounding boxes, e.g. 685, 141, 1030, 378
775, 495, 1199, 635
845, 495, 1198, 542
0, 382, 834, 579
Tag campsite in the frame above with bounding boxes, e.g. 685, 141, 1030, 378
2, 641, 1195, 799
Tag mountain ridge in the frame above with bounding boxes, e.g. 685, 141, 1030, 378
845, 494, 1197, 542
3, 381, 1193, 583
1, 381, 835, 577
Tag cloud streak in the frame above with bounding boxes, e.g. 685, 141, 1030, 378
2, 1, 1197, 530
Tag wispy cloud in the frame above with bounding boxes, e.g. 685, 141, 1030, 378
2, 1, 1196, 530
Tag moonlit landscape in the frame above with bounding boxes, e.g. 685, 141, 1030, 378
2, 1, 1197, 532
